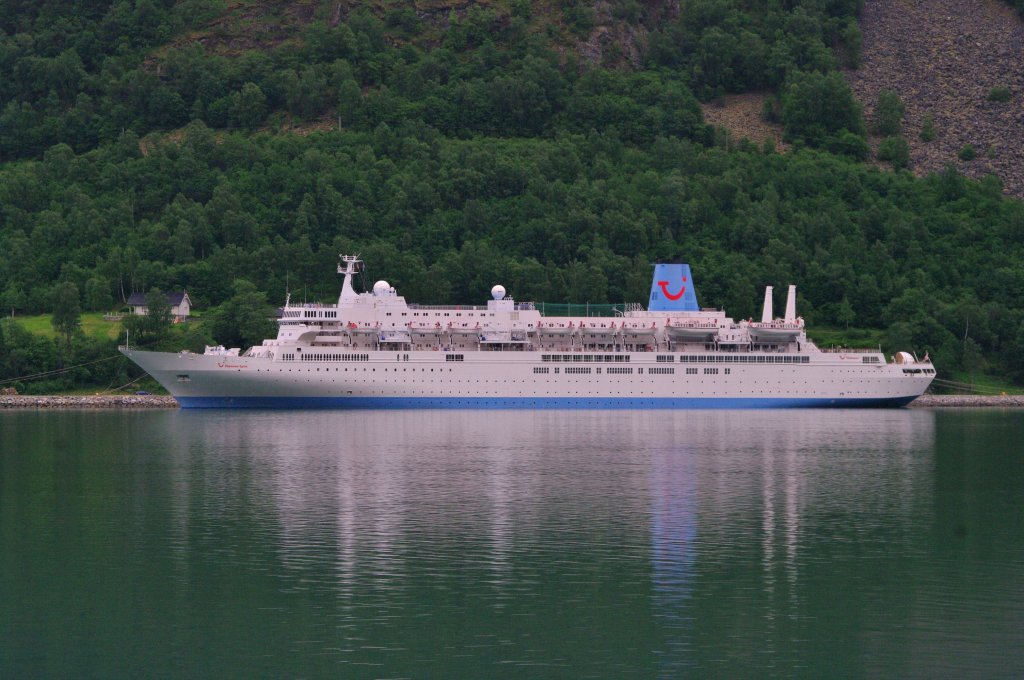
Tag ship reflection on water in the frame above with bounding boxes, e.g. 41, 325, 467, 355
154, 408, 945, 675
645, 410, 936, 676
8, 406, 1021, 678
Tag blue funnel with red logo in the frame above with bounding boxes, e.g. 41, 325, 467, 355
648, 264, 699, 312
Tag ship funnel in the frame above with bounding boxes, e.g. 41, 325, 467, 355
648, 264, 700, 312
784, 285, 797, 323
761, 286, 773, 323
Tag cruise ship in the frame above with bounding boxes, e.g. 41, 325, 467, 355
120, 256, 936, 408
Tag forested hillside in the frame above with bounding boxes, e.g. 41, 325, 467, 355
2, 0, 1023, 391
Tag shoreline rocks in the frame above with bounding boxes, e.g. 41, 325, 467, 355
910, 394, 1024, 408
0, 395, 179, 409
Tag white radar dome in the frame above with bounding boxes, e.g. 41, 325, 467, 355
491, 285, 506, 300
373, 280, 390, 295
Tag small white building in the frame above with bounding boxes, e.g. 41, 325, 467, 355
127, 291, 192, 322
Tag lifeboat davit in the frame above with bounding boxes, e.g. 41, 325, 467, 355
578, 321, 617, 337
408, 322, 445, 341
619, 322, 658, 337
536, 321, 575, 336
448, 322, 481, 339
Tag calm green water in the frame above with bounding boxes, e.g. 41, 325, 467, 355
1, 409, 1022, 678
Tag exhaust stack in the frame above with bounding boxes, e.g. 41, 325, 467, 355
784, 285, 797, 323
761, 286, 773, 323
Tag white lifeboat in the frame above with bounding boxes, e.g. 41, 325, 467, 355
665, 319, 719, 342
747, 320, 801, 343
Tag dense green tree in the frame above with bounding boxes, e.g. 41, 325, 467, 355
51, 281, 81, 346
207, 279, 276, 349
877, 136, 910, 170
123, 288, 172, 346
872, 91, 905, 136
234, 82, 267, 130
144, 288, 172, 336
836, 296, 855, 329
920, 114, 937, 142
2, 285, 26, 317
84, 277, 113, 311
284, 67, 329, 120
781, 70, 865, 146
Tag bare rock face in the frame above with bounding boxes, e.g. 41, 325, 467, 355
701, 93, 788, 150
847, 0, 1024, 197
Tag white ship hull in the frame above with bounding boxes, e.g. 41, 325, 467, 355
122, 348, 933, 409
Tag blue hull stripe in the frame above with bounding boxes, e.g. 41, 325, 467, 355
175, 396, 918, 410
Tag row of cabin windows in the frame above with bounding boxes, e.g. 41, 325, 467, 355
384, 312, 498, 317
538, 366, 685, 376
541, 354, 811, 364
296, 353, 369, 362
542, 354, 631, 363
678, 355, 810, 364
289, 311, 501, 319
185, 366, 744, 381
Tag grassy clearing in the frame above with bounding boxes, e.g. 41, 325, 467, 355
9, 313, 124, 340
936, 371, 1024, 395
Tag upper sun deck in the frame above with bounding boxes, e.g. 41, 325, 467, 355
409, 302, 537, 312
280, 306, 339, 320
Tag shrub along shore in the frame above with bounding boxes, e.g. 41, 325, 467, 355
0, 395, 1021, 409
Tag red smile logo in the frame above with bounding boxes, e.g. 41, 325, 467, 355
657, 276, 687, 300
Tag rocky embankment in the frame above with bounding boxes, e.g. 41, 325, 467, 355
847, 0, 1024, 196
912, 394, 1024, 407
0, 395, 178, 409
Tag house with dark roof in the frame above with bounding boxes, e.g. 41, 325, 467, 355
126, 291, 192, 322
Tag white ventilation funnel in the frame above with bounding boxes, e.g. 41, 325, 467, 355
784, 285, 797, 323
761, 286, 773, 323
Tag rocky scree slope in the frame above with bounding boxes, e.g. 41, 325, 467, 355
847, 0, 1024, 196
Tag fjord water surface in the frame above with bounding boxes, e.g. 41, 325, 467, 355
1, 409, 1021, 678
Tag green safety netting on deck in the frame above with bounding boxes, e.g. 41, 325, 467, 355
535, 303, 632, 317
